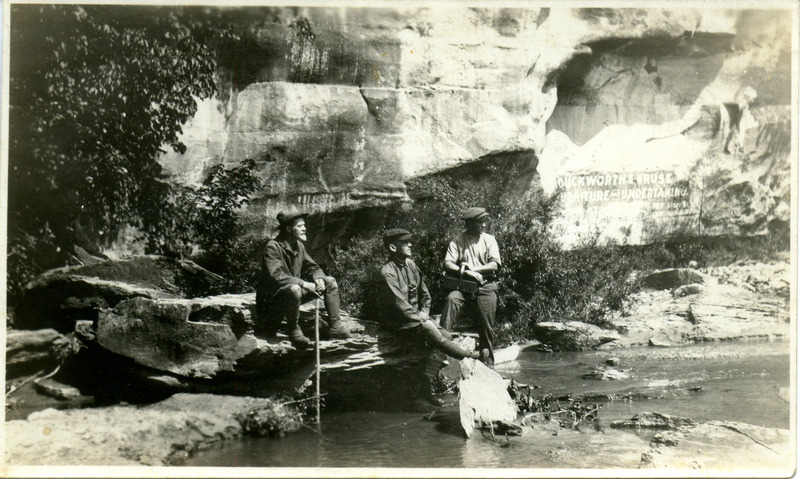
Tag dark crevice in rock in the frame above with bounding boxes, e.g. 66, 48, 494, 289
587, 33, 735, 58
412, 149, 539, 202
553, 33, 734, 107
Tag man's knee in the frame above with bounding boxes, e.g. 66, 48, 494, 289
323, 276, 338, 291
439, 327, 453, 341
445, 290, 464, 305
286, 284, 303, 301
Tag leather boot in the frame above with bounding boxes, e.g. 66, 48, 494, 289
420, 376, 444, 407
289, 327, 314, 348
328, 319, 354, 339
479, 348, 493, 366
429, 333, 478, 360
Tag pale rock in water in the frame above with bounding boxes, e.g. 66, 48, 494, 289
458, 358, 517, 438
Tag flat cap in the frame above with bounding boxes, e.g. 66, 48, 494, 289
461, 207, 489, 221
276, 208, 308, 226
383, 228, 413, 244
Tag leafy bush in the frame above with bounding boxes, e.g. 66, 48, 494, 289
6, 5, 236, 302
140, 159, 262, 289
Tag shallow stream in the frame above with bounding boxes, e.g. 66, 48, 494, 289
186, 340, 791, 468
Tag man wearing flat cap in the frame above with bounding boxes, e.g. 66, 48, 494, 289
379, 228, 488, 407
255, 208, 352, 347
441, 207, 501, 365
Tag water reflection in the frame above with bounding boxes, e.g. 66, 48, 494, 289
187, 340, 790, 468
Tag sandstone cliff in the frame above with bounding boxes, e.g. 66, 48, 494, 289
155, 7, 792, 249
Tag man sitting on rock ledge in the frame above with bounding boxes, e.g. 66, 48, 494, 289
378, 228, 489, 406
442, 207, 501, 366
255, 209, 353, 347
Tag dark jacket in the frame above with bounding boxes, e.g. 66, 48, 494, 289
379, 257, 431, 329
259, 234, 325, 298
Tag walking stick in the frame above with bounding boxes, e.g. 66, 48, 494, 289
314, 296, 321, 426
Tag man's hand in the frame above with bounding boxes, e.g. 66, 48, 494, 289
302, 281, 317, 293
465, 270, 484, 284
315, 278, 326, 293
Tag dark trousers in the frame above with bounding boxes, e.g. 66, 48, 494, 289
255, 276, 340, 333
441, 283, 497, 361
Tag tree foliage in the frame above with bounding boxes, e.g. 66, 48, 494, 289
7, 5, 235, 299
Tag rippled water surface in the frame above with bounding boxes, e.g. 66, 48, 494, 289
187, 340, 791, 468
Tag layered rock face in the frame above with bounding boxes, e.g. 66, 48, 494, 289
158, 7, 792, 248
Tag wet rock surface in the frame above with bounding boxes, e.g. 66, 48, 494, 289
582, 367, 630, 381
33, 378, 82, 400
610, 412, 695, 429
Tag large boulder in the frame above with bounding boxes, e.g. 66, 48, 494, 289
13, 256, 226, 332
533, 321, 621, 351
95, 293, 373, 380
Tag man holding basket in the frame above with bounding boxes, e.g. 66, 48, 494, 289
441, 207, 501, 366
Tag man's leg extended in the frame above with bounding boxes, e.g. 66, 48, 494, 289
419, 320, 478, 360
441, 290, 465, 330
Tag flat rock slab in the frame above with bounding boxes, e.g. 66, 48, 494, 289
493, 415, 791, 471
7, 329, 62, 366
95, 294, 375, 380
5, 393, 299, 466
582, 367, 630, 381
458, 358, 517, 438
610, 412, 696, 429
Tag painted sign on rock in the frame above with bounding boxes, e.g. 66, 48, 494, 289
550, 168, 701, 248
557, 171, 692, 212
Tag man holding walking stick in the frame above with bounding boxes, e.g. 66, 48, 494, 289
255, 208, 353, 347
